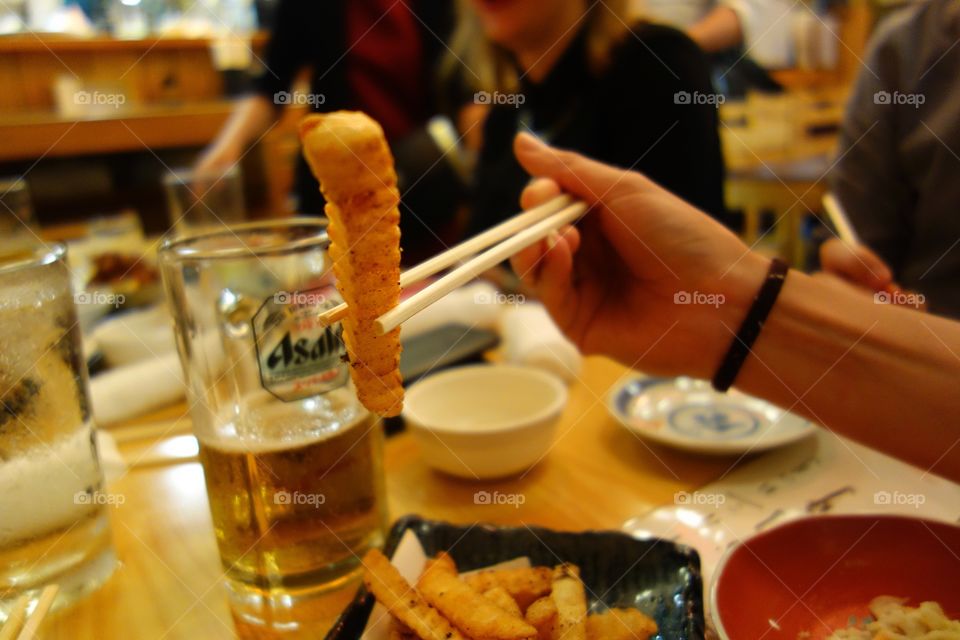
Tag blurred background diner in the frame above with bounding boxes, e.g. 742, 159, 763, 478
1, 0, 959, 637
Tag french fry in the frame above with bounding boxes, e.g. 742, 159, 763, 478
299, 112, 404, 417
361, 549, 466, 640
525, 596, 558, 640
550, 564, 588, 640
388, 618, 418, 640
484, 586, 523, 618
417, 552, 538, 640
586, 609, 658, 640
464, 567, 553, 610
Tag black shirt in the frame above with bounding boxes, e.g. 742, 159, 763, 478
471, 22, 727, 233
253, 1, 453, 215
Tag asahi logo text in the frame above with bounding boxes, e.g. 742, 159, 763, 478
266, 328, 342, 376
253, 285, 349, 401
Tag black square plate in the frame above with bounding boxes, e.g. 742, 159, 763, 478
324, 515, 704, 640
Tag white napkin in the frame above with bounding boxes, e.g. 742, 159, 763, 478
90, 352, 185, 426
92, 306, 177, 367
401, 282, 503, 339
500, 303, 582, 384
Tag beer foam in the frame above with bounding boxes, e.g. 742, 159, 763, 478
0, 424, 103, 547
198, 406, 374, 455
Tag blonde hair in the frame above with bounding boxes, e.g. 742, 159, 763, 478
443, 0, 631, 94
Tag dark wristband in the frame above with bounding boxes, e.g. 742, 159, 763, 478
711, 258, 789, 392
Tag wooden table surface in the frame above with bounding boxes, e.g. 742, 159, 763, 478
44, 357, 738, 639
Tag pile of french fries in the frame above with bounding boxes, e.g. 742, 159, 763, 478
362, 549, 658, 640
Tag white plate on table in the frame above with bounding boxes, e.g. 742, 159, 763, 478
607, 376, 815, 455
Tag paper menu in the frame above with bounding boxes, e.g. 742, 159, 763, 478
622, 431, 960, 586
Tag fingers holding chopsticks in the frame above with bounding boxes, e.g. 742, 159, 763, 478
513, 176, 581, 291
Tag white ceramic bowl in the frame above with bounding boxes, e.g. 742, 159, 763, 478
402, 364, 567, 479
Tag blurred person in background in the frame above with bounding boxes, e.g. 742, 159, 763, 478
196, 1, 456, 262
642, 0, 797, 95
445, 0, 727, 239
825, 0, 960, 319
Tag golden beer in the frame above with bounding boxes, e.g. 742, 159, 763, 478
159, 220, 387, 630
198, 409, 387, 597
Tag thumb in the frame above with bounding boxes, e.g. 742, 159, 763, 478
514, 133, 650, 204
820, 238, 893, 291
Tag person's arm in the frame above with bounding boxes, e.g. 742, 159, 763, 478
195, 0, 317, 173
509, 133, 960, 482
829, 18, 913, 272
687, 6, 742, 53
736, 270, 958, 478
195, 95, 278, 174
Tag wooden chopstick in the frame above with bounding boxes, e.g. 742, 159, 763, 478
376, 200, 588, 335
2, 585, 58, 640
316, 194, 573, 326
0, 595, 31, 640
822, 193, 860, 245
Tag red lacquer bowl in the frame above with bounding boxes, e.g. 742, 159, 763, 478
711, 514, 960, 639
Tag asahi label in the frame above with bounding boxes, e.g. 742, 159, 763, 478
252, 285, 349, 402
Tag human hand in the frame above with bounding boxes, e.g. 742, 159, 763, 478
818, 238, 926, 310
509, 133, 769, 379
193, 138, 241, 178
819, 238, 892, 291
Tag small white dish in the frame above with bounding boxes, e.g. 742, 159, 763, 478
607, 376, 815, 455
402, 364, 567, 479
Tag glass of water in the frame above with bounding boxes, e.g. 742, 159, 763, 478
0, 177, 40, 258
0, 244, 116, 620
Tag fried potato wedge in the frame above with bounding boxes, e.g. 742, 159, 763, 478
550, 564, 587, 640
361, 549, 466, 640
388, 619, 418, 640
526, 596, 559, 640
586, 608, 658, 640
464, 567, 553, 610
417, 552, 538, 640
300, 111, 403, 417
484, 586, 523, 619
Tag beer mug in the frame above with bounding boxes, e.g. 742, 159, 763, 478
163, 165, 246, 237
0, 244, 116, 618
158, 220, 387, 628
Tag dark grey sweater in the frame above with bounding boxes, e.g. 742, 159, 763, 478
829, 0, 960, 318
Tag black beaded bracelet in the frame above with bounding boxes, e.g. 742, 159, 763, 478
711, 258, 789, 392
